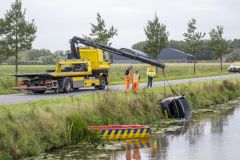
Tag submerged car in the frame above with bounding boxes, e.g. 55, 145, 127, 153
228, 64, 240, 72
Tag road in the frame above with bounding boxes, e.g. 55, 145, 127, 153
1, 73, 240, 105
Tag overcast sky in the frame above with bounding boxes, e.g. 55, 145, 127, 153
1, 0, 240, 51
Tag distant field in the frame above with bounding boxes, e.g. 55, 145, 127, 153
109, 62, 230, 84
0, 63, 231, 94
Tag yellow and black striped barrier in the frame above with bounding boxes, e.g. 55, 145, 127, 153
88, 125, 150, 140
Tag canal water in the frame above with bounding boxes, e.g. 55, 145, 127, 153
32, 107, 240, 160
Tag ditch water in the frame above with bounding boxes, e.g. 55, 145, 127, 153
31, 106, 240, 160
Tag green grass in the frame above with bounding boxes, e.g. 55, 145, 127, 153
1, 79, 240, 159
0, 63, 230, 94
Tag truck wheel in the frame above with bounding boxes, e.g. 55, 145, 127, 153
63, 77, 72, 93
98, 76, 106, 90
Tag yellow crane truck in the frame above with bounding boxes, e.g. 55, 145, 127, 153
13, 36, 165, 93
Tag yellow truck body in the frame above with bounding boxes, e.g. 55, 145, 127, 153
13, 49, 110, 93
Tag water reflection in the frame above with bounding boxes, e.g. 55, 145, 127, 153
33, 107, 240, 160
210, 108, 234, 134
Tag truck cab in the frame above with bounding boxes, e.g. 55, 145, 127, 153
79, 48, 111, 70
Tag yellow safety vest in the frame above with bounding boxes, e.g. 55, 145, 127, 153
133, 73, 140, 83
147, 67, 156, 77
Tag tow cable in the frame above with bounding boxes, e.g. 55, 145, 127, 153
162, 68, 178, 98
161, 68, 192, 120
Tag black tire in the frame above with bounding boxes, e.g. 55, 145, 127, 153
32, 90, 45, 94
96, 76, 106, 90
53, 89, 58, 93
63, 77, 72, 93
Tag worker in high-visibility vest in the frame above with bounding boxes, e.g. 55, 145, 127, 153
133, 70, 140, 93
125, 65, 133, 92
147, 66, 156, 88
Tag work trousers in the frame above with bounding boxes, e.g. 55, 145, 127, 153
133, 82, 139, 93
125, 80, 131, 92
147, 76, 153, 87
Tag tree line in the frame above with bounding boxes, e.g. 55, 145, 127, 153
133, 16, 240, 74
0, 49, 67, 65
133, 39, 240, 60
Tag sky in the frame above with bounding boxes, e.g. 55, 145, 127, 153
0, 0, 240, 51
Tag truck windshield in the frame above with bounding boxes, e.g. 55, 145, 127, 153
103, 51, 112, 63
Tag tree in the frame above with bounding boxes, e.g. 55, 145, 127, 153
168, 40, 187, 51
183, 18, 205, 75
209, 25, 228, 71
144, 14, 169, 59
84, 13, 118, 46
225, 50, 240, 62
132, 41, 146, 52
228, 39, 240, 49
132, 39, 215, 60
0, 54, 7, 64
0, 0, 37, 80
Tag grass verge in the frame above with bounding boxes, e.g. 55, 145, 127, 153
0, 79, 240, 159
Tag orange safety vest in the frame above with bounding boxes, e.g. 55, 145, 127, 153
133, 73, 139, 83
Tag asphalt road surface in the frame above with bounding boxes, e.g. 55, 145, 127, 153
1, 74, 240, 105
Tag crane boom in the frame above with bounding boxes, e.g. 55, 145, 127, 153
70, 36, 165, 68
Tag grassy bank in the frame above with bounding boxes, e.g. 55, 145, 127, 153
0, 63, 230, 94
1, 79, 240, 159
